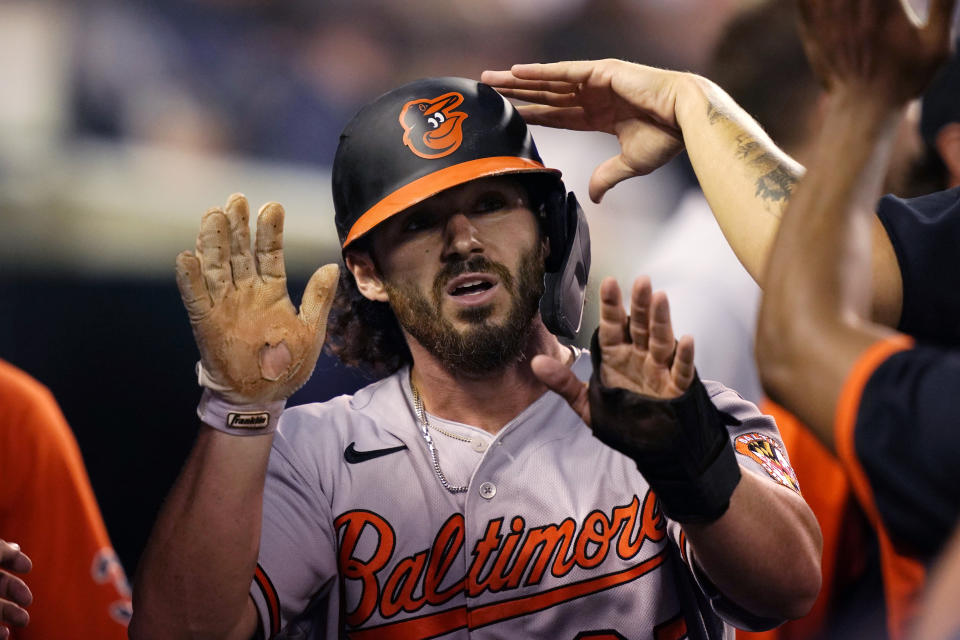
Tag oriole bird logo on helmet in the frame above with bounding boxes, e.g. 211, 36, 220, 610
332, 76, 591, 338
399, 92, 468, 159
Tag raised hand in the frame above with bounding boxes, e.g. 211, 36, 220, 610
481, 61, 686, 203
175, 194, 339, 405
797, 0, 956, 102
595, 276, 696, 398
0, 540, 32, 638
532, 276, 696, 425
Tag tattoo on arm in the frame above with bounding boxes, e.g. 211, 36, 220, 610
735, 136, 760, 160
734, 136, 798, 214
756, 166, 797, 208
706, 104, 800, 215
706, 101, 730, 125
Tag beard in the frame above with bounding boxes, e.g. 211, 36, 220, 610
384, 245, 545, 376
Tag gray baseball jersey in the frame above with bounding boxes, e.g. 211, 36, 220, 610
249, 352, 801, 639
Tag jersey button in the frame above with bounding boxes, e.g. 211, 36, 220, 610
470, 438, 488, 453
479, 481, 497, 499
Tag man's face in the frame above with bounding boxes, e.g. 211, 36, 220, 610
370, 176, 547, 375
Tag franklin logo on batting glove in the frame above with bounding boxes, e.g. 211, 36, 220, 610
227, 412, 271, 429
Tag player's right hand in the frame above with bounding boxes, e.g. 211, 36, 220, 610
0, 540, 32, 637
481, 60, 687, 204
175, 194, 339, 405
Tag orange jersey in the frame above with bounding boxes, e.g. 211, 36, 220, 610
738, 403, 877, 640
0, 360, 131, 638
832, 336, 926, 640
739, 336, 926, 640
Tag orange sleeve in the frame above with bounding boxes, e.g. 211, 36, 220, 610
0, 361, 131, 640
736, 401, 854, 640
833, 335, 925, 640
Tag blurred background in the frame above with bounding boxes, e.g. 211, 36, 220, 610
0, 0, 764, 577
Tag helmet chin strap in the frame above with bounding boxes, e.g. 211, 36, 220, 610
540, 192, 591, 339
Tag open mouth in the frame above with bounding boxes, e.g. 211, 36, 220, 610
451, 280, 494, 296
446, 273, 498, 299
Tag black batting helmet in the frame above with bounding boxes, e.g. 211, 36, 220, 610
332, 76, 590, 338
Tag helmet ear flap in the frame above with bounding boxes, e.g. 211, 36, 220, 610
542, 184, 568, 273
540, 189, 591, 339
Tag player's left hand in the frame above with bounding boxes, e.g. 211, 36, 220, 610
532, 276, 696, 425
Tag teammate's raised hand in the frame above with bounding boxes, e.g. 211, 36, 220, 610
175, 194, 339, 405
0, 540, 32, 638
481, 61, 686, 203
796, 0, 956, 104
532, 276, 695, 425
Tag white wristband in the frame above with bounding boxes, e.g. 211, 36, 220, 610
194, 361, 285, 436
197, 388, 285, 436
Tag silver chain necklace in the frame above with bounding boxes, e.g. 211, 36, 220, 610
411, 379, 469, 494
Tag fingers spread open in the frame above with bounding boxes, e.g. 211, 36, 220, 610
256, 203, 286, 283
175, 251, 213, 320
197, 208, 232, 302
598, 277, 629, 347
647, 291, 676, 365
299, 264, 340, 333
0, 571, 32, 608
531, 355, 590, 422
0, 598, 29, 628
0, 544, 29, 574
671, 334, 696, 393
628, 277, 652, 352
225, 193, 255, 285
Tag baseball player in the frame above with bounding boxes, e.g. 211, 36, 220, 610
130, 77, 820, 639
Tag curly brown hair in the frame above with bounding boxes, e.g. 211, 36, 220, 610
323, 249, 412, 379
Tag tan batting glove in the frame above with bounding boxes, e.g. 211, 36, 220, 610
175, 193, 339, 434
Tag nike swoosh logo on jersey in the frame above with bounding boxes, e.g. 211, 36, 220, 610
344, 442, 408, 464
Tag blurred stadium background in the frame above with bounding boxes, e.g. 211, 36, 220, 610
0, 0, 760, 576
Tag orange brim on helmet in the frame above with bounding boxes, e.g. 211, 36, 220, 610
332, 76, 561, 249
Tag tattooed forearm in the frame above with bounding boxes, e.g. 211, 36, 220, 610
703, 98, 803, 217
706, 100, 731, 125
735, 135, 760, 160
733, 134, 799, 210
755, 166, 797, 210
